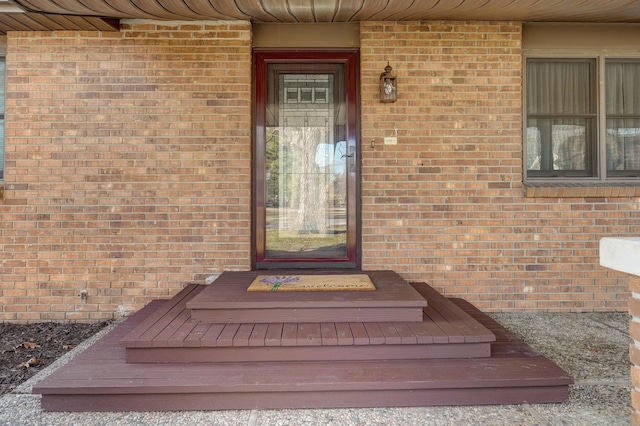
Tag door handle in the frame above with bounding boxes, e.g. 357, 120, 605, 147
347, 146, 355, 170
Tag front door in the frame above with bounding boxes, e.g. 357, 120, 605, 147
254, 50, 359, 269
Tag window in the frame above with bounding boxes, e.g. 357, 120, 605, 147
0, 57, 4, 180
606, 60, 640, 177
525, 57, 640, 182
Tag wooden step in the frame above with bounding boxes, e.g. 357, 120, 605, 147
33, 281, 573, 412
119, 283, 495, 363
186, 271, 428, 323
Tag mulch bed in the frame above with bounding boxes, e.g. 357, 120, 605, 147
0, 321, 110, 396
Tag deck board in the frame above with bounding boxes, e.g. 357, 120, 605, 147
349, 322, 369, 345
423, 304, 465, 344
200, 323, 225, 347
119, 285, 200, 348
167, 319, 198, 347
37, 356, 570, 389
405, 320, 434, 344
392, 322, 418, 344
183, 322, 212, 348
378, 322, 402, 345
39, 386, 570, 412
363, 322, 385, 345
217, 323, 240, 347
297, 323, 322, 346
265, 323, 283, 346
320, 323, 338, 345
249, 323, 268, 347
335, 323, 354, 345
412, 284, 496, 343
151, 307, 191, 347
233, 323, 254, 347
281, 323, 298, 346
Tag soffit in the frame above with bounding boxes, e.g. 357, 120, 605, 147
2, 0, 640, 35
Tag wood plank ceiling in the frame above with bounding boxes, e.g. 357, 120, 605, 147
2, 0, 640, 34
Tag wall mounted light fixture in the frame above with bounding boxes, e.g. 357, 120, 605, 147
379, 62, 397, 103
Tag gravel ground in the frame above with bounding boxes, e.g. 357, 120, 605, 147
0, 312, 632, 426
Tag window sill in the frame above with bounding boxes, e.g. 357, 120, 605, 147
524, 182, 640, 198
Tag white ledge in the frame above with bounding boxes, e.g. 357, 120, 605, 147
600, 237, 640, 276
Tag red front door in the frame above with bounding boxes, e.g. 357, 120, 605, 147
254, 50, 360, 269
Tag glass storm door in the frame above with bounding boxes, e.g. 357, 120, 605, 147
254, 51, 359, 269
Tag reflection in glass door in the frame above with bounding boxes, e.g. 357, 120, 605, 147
254, 51, 359, 268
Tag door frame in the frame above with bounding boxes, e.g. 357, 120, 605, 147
252, 49, 361, 270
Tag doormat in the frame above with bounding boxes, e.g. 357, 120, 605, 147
247, 274, 376, 292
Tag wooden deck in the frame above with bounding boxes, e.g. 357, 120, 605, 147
33, 272, 573, 412
120, 282, 494, 363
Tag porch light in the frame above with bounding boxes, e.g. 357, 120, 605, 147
379, 62, 397, 103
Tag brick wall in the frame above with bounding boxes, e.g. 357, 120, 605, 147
0, 21, 253, 321
359, 21, 632, 311
0, 20, 634, 321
